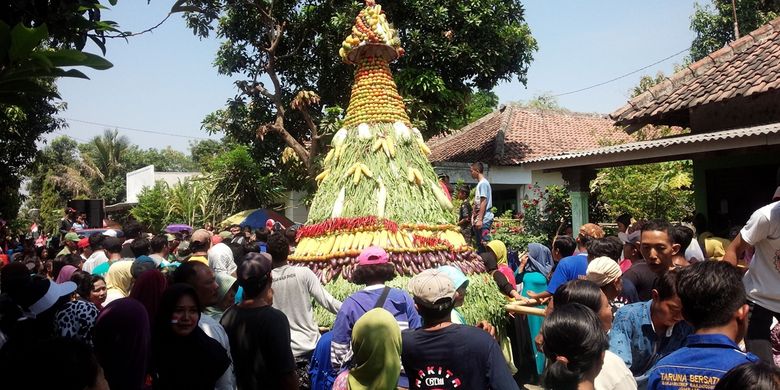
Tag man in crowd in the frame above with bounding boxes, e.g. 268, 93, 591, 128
724, 199, 780, 362
58, 207, 76, 240
56, 232, 80, 258
647, 261, 757, 389
82, 234, 108, 273
470, 161, 493, 252
120, 222, 143, 258
269, 232, 341, 388
401, 269, 519, 389
222, 252, 299, 390
78, 237, 91, 261
456, 185, 473, 248
174, 261, 236, 389
609, 270, 693, 385
187, 229, 212, 264
624, 220, 679, 301
527, 223, 604, 301
148, 234, 170, 267
229, 224, 246, 245
91, 237, 123, 277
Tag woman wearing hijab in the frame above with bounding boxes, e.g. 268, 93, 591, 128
94, 298, 150, 390
152, 284, 231, 390
517, 243, 554, 376
129, 269, 168, 328
481, 240, 522, 300
104, 261, 133, 306
55, 264, 78, 284
332, 308, 401, 390
55, 270, 100, 346
204, 272, 237, 322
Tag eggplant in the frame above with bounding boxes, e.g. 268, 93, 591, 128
395, 263, 403, 276
403, 253, 413, 265
330, 258, 338, 267
410, 262, 420, 275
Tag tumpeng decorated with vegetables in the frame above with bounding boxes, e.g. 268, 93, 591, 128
290, 0, 485, 284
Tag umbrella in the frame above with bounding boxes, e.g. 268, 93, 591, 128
220, 209, 294, 231
165, 224, 194, 233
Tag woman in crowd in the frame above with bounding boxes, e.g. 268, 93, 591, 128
151, 284, 231, 390
204, 272, 237, 322
483, 240, 522, 299
517, 243, 554, 375
104, 261, 133, 306
332, 308, 402, 390
55, 271, 100, 345
55, 264, 78, 284
541, 303, 610, 390
90, 275, 107, 310
93, 298, 150, 390
437, 265, 469, 324
331, 246, 420, 388
129, 269, 168, 328
540, 280, 636, 390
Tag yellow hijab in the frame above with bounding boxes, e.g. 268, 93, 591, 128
348, 308, 402, 390
487, 240, 508, 266
105, 261, 134, 297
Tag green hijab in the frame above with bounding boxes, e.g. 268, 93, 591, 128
349, 308, 402, 390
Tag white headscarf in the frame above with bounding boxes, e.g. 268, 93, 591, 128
208, 243, 236, 275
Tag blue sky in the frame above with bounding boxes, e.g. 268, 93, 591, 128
52, 0, 700, 152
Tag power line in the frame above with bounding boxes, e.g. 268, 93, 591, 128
57, 117, 213, 140
553, 47, 691, 97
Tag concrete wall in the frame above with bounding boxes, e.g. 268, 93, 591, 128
126, 166, 199, 203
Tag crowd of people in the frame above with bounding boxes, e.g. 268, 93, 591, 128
0, 180, 779, 390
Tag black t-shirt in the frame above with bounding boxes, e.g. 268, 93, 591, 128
220, 305, 296, 390
622, 262, 658, 301
401, 324, 519, 390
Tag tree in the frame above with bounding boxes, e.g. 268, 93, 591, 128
131, 181, 172, 233
189, 139, 229, 168
690, 0, 780, 61
184, 0, 537, 181
39, 175, 63, 236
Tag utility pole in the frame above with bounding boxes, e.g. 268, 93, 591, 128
732, 0, 741, 39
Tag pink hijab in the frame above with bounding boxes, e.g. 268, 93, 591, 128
56, 265, 78, 284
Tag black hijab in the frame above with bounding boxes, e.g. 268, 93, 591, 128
152, 284, 231, 390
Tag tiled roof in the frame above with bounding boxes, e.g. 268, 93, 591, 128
428, 104, 628, 165
611, 17, 780, 129
522, 122, 780, 169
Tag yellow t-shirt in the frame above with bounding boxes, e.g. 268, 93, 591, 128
188, 255, 209, 265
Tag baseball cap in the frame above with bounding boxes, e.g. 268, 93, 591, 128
586, 256, 622, 287
77, 237, 90, 249
265, 219, 276, 229
437, 265, 469, 291
190, 229, 212, 244
19, 279, 77, 316
64, 232, 80, 242
408, 269, 456, 309
579, 223, 605, 239
358, 246, 389, 266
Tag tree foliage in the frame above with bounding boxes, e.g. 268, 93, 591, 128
690, 0, 780, 61
184, 0, 537, 184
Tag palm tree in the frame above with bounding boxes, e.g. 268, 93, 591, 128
83, 128, 130, 181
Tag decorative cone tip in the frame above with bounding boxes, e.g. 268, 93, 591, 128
339, 1, 404, 64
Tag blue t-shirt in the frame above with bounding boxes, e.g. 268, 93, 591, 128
609, 300, 693, 381
647, 334, 759, 390
546, 253, 588, 294
474, 178, 493, 224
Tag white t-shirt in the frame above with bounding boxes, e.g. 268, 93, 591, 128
82, 250, 108, 274
474, 177, 494, 224
742, 201, 780, 312
595, 350, 638, 390
271, 264, 342, 358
